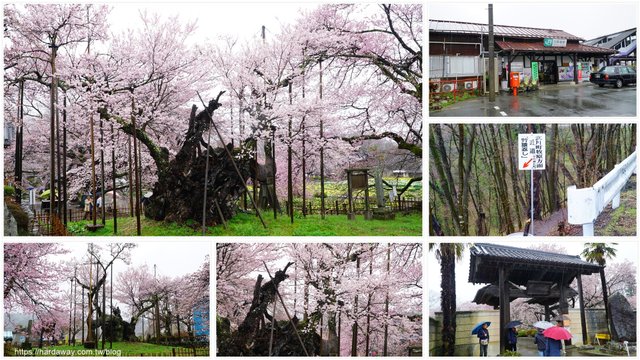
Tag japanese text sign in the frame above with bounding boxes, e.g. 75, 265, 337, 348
518, 134, 546, 170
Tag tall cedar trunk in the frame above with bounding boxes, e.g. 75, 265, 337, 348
546, 124, 560, 212
440, 244, 456, 356
457, 125, 465, 235
429, 125, 461, 234
505, 124, 523, 229
461, 125, 476, 236
628, 124, 636, 155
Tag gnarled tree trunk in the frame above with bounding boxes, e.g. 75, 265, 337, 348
143, 93, 253, 226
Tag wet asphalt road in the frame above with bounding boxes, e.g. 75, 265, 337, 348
431, 84, 636, 117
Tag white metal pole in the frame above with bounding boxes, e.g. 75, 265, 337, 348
530, 168, 534, 236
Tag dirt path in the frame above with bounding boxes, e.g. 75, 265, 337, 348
531, 207, 577, 236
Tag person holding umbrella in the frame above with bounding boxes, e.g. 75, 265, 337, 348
533, 321, 554, 356
534, 328, 548, 356
543, 319, 572, 356
472, 321, 491, 356
505, 320, 521, 352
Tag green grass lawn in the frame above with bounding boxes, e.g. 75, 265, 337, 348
8, 342, 207, 357
67, 211, 422, 236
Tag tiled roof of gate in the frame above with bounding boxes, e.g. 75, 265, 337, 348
470, 243, 600, 268
430, 19, 583, 40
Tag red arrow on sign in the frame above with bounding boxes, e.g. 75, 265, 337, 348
523, 158, 533, 168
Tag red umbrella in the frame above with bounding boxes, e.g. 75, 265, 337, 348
543, 326, 572, 340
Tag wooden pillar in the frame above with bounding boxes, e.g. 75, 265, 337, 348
576, 274, 589, 345
346, 170, 354, 220
600, 267, 611, 337
573, 53, 579, 84
363, 171, 370, 217
498, 265, 510, 354
544, 305, 550, 321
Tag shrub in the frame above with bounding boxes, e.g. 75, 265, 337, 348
5, 185, 16, 198
517, 329, 529, 337
527, 329, 538, 337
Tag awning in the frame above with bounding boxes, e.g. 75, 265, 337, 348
496, 41, 616, 55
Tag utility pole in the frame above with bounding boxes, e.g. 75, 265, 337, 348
488, 4, 496, 102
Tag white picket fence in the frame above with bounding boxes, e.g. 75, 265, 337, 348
567, 150, 637, 236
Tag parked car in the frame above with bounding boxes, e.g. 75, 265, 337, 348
589, 65, 636, 88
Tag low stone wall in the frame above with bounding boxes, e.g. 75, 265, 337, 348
430, 310, 500, 356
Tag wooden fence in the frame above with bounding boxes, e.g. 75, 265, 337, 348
29, 196, 421, 235
30, 207, 131, 236
251, 196, 422, 216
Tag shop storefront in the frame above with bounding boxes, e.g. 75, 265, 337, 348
429, 20, 616, 92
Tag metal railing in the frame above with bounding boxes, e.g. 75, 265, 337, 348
567, 150, 637, 236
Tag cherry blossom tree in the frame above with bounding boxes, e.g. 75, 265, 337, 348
578, 259, 636, 308
4, 243, 70, 341
72, 243, 135, 345
297, 4, 422, 157
5, 3, 422, 229
216, 243, 421, 356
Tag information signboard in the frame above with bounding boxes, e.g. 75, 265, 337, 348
518, 134, 546, 170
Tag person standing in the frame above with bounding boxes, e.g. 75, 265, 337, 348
506, 327, 518, 352
84, 196, 93, 220
534, 328, 548, 356
477, 323, 490, 357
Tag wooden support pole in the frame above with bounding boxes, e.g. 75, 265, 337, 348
127, 135, 134, 217
319, 59, 326, 219
262, 262, 309, 356
111, 124, 117, 234
288, 82, 294, 224
62, 92, 68, 225
351, 256, 360, 356
131, 96, 142, 236
498, 265, 510, 354
196, 92, 267, 228
99, 117, 106, 225
576, 274, 588, 345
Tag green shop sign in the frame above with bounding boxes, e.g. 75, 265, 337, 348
543, 38, 567, 47
531, 62, 539, 84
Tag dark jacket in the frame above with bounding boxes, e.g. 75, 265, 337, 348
477, 328, 490, 341
544, 338, 562, 356
506, 328, 518, 344
534, 333, 547, 351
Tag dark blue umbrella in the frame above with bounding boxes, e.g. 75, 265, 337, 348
506, 320, 522, 328
471, 321, 491, 335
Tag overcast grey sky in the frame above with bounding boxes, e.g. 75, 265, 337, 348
64, 242, 210, 279
107, 1, 321, 43
428, 242, 638, 307
428, 1, 637, 40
